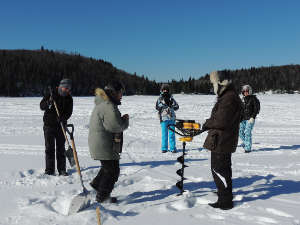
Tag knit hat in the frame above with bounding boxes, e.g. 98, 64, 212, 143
104, 81, 125, 105
160, 84, 170, 93
104, 81, 125, 94
59, 78, 72, 90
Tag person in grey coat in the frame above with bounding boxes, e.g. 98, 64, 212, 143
88, 81, 129, 203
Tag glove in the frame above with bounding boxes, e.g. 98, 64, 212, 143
202, 123, 208, 131
248, 118, 255, 123
167, 107, 171, 115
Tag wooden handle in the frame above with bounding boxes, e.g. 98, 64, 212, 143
96, 207, 101, 225
52, 99, 71, 146
70, 138, 81, 176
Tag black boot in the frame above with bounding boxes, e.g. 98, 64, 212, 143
45, 170, 55, 175
208, 201, 233, 210
58, 171, 68, 176
96, 192, 117, 203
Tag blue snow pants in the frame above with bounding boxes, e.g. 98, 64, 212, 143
239, 120, 255, 151
160, 120, 176, 152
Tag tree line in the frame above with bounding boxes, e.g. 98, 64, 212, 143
0, 49, 299, 96
0, 49, 159, 96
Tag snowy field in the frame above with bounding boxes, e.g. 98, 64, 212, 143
0, 94, 300, 225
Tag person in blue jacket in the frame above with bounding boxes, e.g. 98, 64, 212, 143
156, 84, 179, 153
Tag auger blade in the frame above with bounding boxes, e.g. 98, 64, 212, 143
176, 169, 183, 177
177, 156, 184, 164
176, 181, 183, 190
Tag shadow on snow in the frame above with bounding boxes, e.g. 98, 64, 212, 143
124, 174, 300, 205
254, 144, 300, 152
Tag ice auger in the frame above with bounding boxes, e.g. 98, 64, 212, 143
168, 119, 204, 195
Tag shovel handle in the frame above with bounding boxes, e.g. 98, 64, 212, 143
70, 138, 81, 175
67, 126, 87, 190
96, 207, 101, 225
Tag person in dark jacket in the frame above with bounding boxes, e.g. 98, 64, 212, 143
202, 71, 242, 210
239, 84, 260, 153
155, 84, 179, 153
88, 81, 129, 203
40, 79, 73, 176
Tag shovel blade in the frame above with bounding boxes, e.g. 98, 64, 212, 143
65, 147, 76, 167
68, 191, 91, 215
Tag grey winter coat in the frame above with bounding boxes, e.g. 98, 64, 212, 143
88, 88, 129, 160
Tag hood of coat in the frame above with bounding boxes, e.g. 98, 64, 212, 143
210, 71, 233, 96
94, 88, 109, 105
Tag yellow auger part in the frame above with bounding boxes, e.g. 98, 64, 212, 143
179, 137, 193, 142
182, 122, 201, 130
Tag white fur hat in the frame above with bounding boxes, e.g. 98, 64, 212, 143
242, 84, 253, 95
209, 71, 232, 95
209, 71, 231, 86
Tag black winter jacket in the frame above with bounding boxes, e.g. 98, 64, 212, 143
40, 89, 73, 127
241, 95, 260, 121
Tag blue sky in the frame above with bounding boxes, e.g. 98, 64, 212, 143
1, 0, 300, 82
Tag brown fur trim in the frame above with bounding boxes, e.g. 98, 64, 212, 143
210, 71, 219, 84
95, 88, 109, 101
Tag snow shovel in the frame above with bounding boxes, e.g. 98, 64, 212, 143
48, 86, 75, 167
65, 124, 91, 215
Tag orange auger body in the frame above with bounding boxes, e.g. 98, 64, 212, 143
182, 122, 201, 130
169, 119, 205, 195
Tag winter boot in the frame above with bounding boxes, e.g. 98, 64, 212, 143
96, 192, 117, 203
208, 201, 233, 210
58, 171, 68, 176
44, 170, 55, 176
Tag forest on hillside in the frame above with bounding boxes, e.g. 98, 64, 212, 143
0, 49, 159, 96
0, 49, 300, 96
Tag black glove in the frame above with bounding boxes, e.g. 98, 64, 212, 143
43, 88, 51, 98
202, 123, 209, 131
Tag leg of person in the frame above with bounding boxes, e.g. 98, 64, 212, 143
239, 120, 247, 148
90, 161, 103, 191
244, 120, 255, 153
160, 121, 168, 153
43, 126, 56, 175
209, 152, 233, 210
55, 126, 67, 176
168, 120, 177, 152
95, 160, 120, 203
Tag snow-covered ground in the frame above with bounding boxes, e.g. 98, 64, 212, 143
0, 94, 300, 225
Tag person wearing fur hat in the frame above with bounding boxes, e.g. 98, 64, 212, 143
88, 81, 129, 203
202, 71, 242, 210
155, 84, 179, 153
40, 78, 73, 176
239, 84, 260, 153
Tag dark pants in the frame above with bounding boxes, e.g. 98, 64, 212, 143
43, 126, 66, 174
211, 152, 233, 203
91, 160, 120, 198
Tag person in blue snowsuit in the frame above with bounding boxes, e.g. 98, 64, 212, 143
156, 84, 179, 153
239, 85, 260, 153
